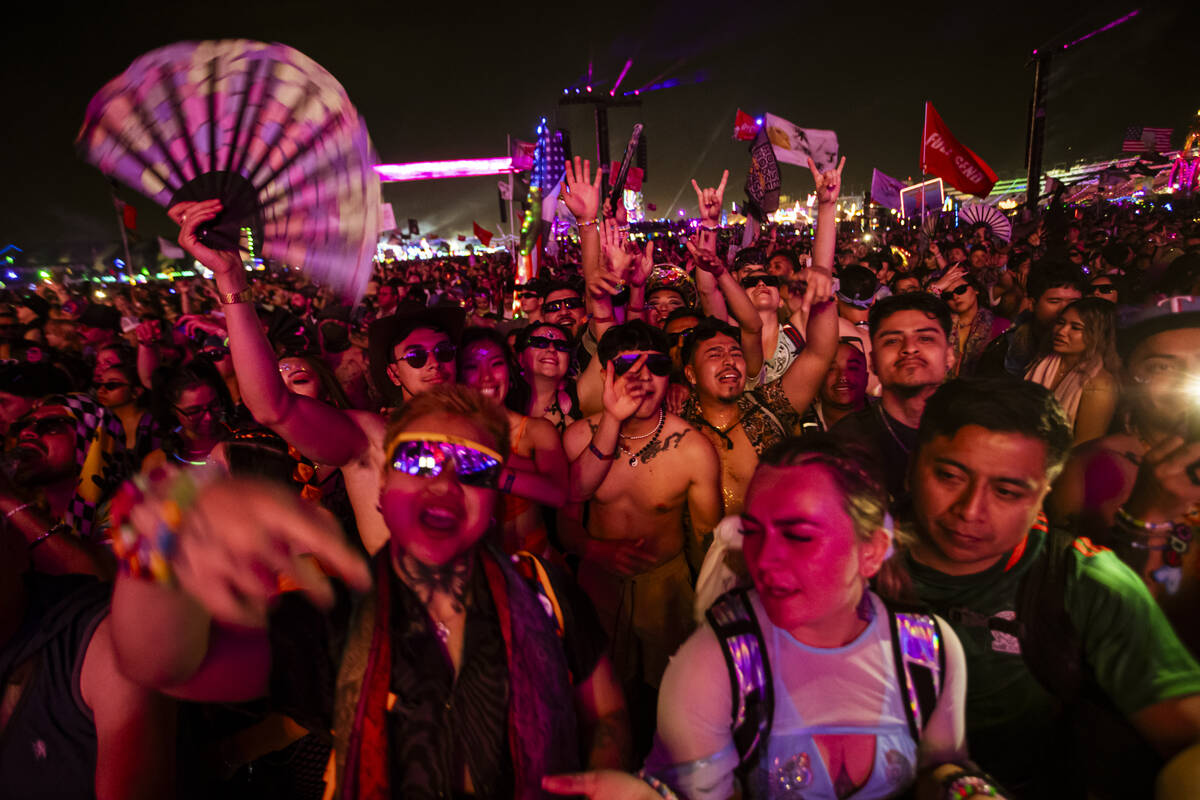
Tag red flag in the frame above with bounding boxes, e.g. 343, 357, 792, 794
608, 164, 644, 192
113, 196, 138, 230
646, 202, 657, 211
920, 103, 997, 198
457, 234, 467, 242
734, 109, 759, 142
472, 221, 494, 247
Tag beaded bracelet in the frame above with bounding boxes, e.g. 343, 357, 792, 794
109, 466, 213, 585
940, 768, 1003, 799
635, 770, 680, 799
578, 219, 599, 228
1114, 505, 1176, 535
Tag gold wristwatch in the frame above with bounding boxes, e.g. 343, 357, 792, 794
218, 286, 253, 305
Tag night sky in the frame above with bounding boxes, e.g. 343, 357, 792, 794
1, 0, 1194, 255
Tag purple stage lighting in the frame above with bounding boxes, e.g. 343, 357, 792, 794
611, 59, 633, 97
374, 157, 514, 182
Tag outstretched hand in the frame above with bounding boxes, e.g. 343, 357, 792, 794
168, 201, 243, 280
691, 169, 729, 225
563, 157, 602, 223
600, 218, 635, 279
165, 478, 372, 628
808, 155, 846, 207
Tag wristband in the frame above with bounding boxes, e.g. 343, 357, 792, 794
29, 523, 71, 551
218, 286, 253, 305
500, 471, 516, 494
4, 501, 33, 522
699, 223, 719, 231
588, 441, 615, 461
578, 219, 599, 228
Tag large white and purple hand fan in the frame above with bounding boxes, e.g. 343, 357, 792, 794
76, 40, 381, 299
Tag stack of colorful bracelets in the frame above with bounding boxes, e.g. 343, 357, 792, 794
109, 465, 216, 585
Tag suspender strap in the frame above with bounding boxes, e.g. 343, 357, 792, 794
887, 608, 945, 742
706, 589, 773, 770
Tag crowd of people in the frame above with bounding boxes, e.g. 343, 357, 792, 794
4, 153, 1200, 800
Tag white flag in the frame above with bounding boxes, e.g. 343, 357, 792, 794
158, 236, 185, 259
763, 113, 839, 171
498, 179, 512, 201
379, 203, 397, 233
870, 169, 906, 211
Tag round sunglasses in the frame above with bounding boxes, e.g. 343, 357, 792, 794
397, 341, 457, 369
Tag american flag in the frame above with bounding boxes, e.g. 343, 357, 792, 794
531, 124, 565, 193
1122, 126, 1172, 153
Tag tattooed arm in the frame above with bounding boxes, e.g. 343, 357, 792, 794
573, 656, 632, 770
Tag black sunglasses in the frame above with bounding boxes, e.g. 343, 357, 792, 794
527, 335, 571, 353
612, 352, 673, 377
398, 341, 457, 369
1089, 284, 1117, 295
198, 347, 230, 361
174, 401, 223, 421
13, 416, 73, 438
740, 274, 782, 290
95, 381, 130, 391
940, 284, 971, 302
543, 297, 585, 313
517, 290, 540, 299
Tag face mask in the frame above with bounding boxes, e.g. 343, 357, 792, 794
321, 322, 351, 353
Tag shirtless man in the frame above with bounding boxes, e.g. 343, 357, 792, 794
166, 200, 463, 554
562, 320, 721, 747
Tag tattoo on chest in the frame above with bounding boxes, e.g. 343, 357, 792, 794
396, 549, 472, 612
638, 430, 686, 464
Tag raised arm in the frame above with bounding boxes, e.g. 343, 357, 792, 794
566, 363, 638, 501
562, 158, 610, 336
688, 236, 764, 377
808, 155, 844, 272
169, 201, 369, 467
691, 172, 731, 322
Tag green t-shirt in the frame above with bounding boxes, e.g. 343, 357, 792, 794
907, 527, 1200, 792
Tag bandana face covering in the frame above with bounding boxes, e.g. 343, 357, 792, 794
388, 433, 503, 489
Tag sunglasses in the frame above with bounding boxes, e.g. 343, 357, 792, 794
527, 335, 571, 353
543, 297, 585, 314
198, 347, 230, 361
389, 433, 503, 488
174, 402, 222, 421
1089, 284, 1117, 295
12, 416, 73, 438
398, 341, 457, 369
517, 290, 540, 299
95, 381, 130, 391
940, 284, 971, 302
740, 274, 782, 290
612, 352, 673, 377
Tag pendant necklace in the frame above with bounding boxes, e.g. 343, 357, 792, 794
619, 409, 665, 467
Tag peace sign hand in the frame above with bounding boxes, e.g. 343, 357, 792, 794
807, 156, 846, 207
691, 169, 729, 225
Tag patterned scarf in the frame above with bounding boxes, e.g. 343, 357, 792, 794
332, 546, 578, 799
41, 393, 129, 541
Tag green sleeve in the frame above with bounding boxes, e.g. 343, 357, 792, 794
1065, 545, 1200, 716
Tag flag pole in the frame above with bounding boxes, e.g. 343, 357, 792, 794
113, 196, 136, 282
919, 101, 928, 238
